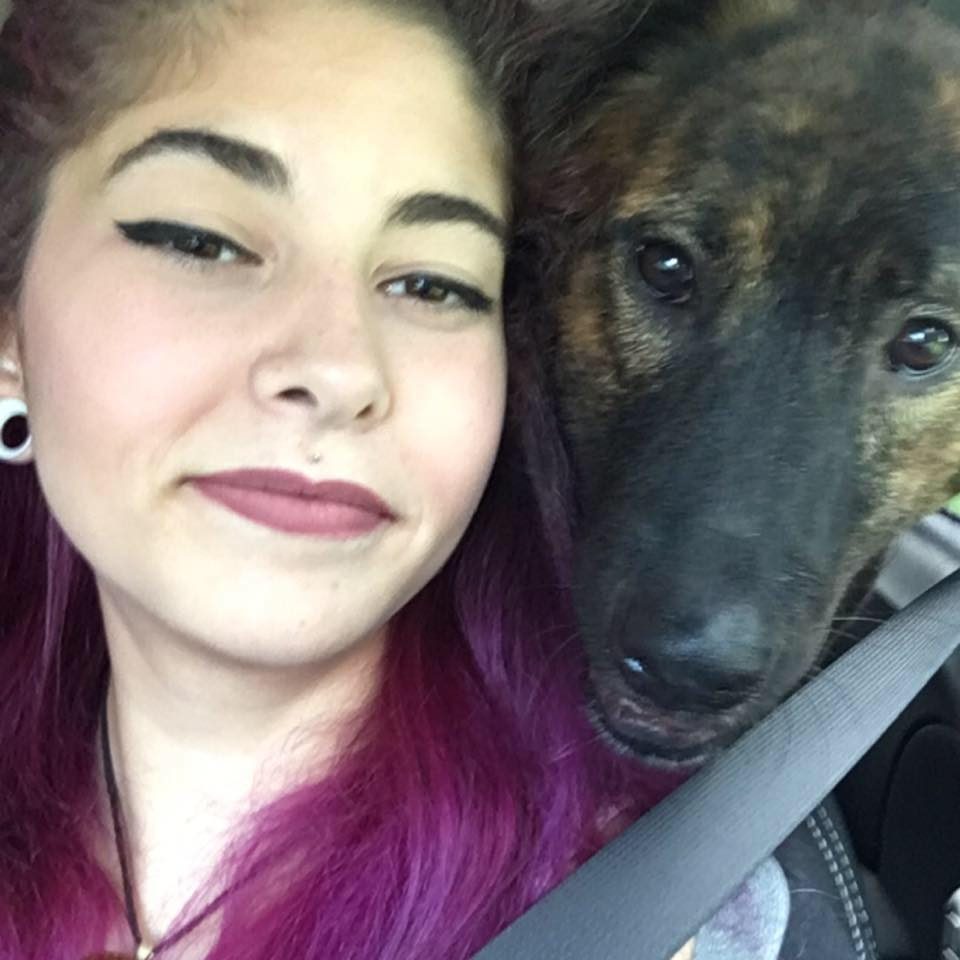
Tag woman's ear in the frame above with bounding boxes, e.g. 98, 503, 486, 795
0, 314, 32, 464
0, 311, 25, 398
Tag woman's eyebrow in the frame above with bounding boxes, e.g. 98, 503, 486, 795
104, 128, 507, 247
104, 128, 291, 193
384, 193, 507, 249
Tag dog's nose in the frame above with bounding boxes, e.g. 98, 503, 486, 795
617, 603, 769, 710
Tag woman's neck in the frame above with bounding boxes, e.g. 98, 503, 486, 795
97, 587, 384, 946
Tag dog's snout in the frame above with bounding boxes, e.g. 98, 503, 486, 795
617, 603, 769, 710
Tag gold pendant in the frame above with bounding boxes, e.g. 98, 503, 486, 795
84, 944, 154, 960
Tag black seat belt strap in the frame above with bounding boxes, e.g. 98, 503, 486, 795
474, 568, 960, 960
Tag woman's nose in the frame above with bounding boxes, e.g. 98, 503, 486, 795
249, 295, 392, 429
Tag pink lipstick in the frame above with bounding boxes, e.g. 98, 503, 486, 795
189, 469, 396, 538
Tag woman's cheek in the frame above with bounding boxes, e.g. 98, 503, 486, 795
399, 325, 506, 516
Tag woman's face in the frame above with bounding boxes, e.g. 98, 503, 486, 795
8, 1, 508, 667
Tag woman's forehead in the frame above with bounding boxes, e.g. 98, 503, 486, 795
71, 1, 507, 216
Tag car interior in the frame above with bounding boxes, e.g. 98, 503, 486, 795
478, 507, 960, 960
830, 505, 960, 959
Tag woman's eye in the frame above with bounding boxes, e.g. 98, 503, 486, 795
380, 274, 494, 314
115, 220, 262, 267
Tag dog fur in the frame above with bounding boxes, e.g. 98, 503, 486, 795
516, 0, 960, 765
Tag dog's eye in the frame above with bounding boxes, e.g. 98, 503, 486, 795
888, 317, 956, 375
636, 240, 696, 304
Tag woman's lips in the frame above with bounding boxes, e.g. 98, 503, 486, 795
188, 469, 396, 538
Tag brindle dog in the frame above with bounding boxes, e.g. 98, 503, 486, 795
518, 0, 960, 767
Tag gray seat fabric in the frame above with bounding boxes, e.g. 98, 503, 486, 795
692, 856, 790, 960
774, 796, 914, 960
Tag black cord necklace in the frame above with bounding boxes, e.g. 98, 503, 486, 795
88, 692, 155, 960
91, 693, 231, 960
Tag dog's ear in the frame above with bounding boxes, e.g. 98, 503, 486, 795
805, 0, 960, 26
920, 0, 960, 28
517, 0, 718, 153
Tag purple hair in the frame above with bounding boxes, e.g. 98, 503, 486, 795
0, 2, 679, 957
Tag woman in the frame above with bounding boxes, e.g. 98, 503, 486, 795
0, 1, 674, 958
